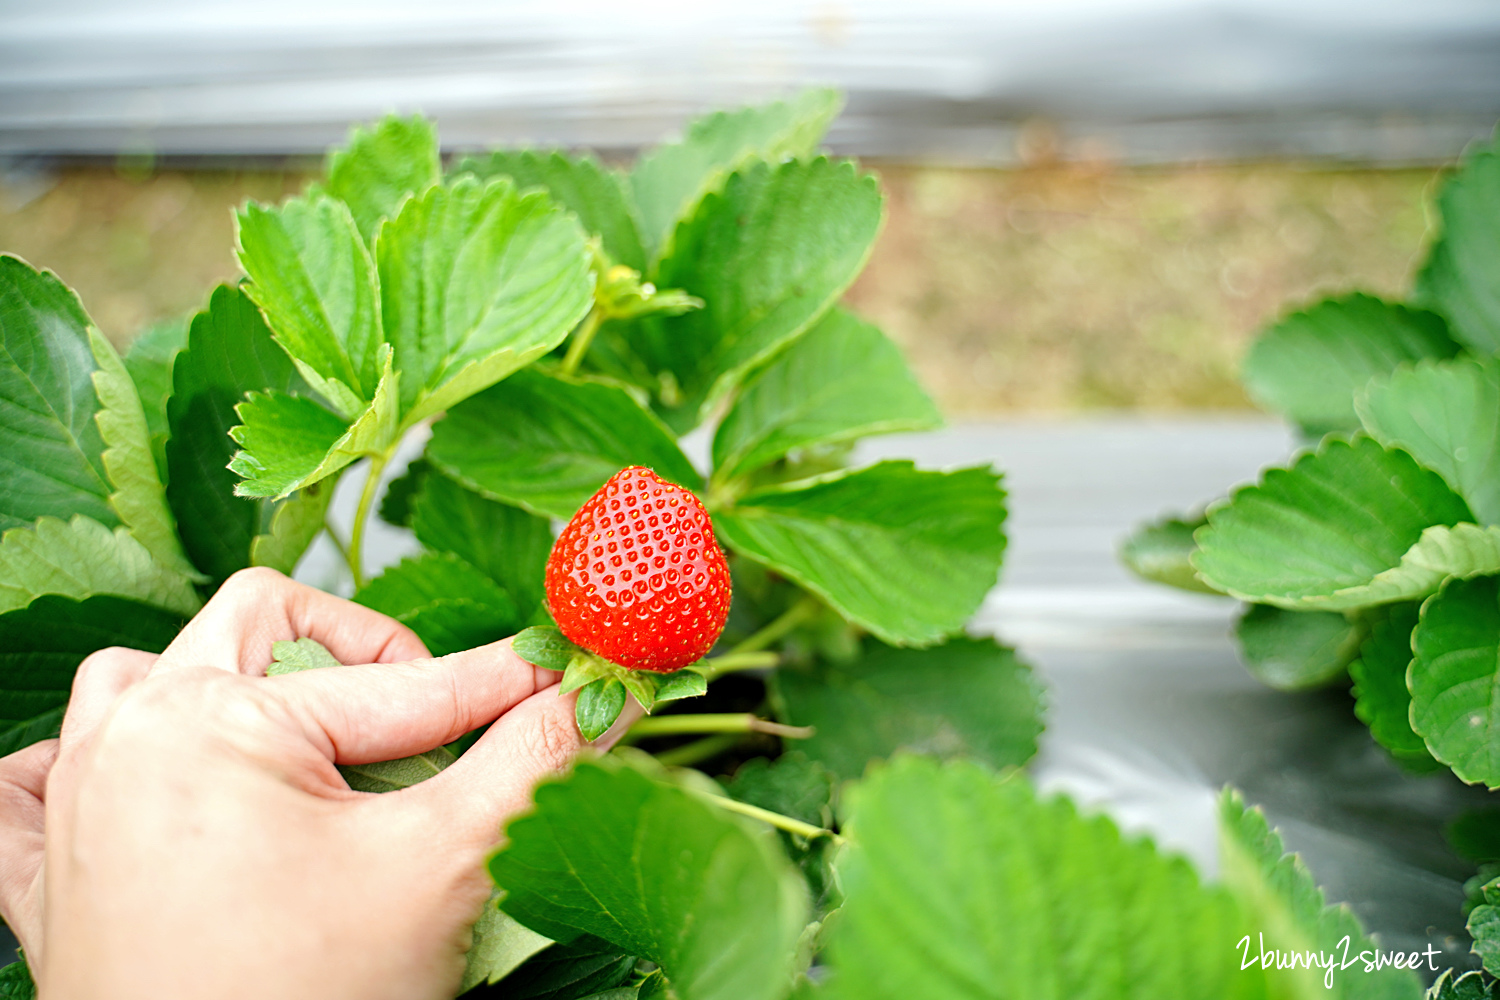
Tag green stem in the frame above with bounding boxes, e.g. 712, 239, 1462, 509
347, 452, 390, 591
323, 517, 353, 573
651, 733, 743, 768
725, 598, 820, 658
693, 791, 844, 844
697, 650, 780, 682
559, 307, 604, 376
628, 713, 813, 740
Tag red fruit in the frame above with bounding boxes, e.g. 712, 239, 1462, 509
545, 466, 731, 672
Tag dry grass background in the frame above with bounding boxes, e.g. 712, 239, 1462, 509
0, 160, 1436, 414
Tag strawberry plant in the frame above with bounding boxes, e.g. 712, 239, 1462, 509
1123, 129, 1500, 981
0, 90, 1437, 998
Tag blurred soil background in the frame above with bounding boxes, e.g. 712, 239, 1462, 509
0, 158, 1434, 415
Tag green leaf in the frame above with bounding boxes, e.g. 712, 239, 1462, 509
820, 756, 1262, 1000
1120, 512, 1223, 594
0, 515, 199, 617
1446, 809, 1500, 863
772, 636, 1041, 780
123, 314, 189, 473
460, 893, 555, 993
651, 669, 706, 704
415, 602, 522, 662
267, 636, 344, 674
1414, 133, 1500, 353
88, 326, 197, 577
322, 114, 441, 244
236, 194, 382, 413
0, 956, 34, 999
640, 158, 884, 429
379, 458, 429, 527
490, 758, 808, 1000
0, 594, 183, 755
615, 671, 657, 715
1364, 523, 1500, 607
1359, 357, 1500, 526
340, 746, 457, 793
0, 255, 116, 531
1193, 436, 1476, 610
716, 462, 1004, 646
480, 935, 637, 1000
458, 150, 647, 271
249, 483, 332, 575
724, 752, 835, 830
1350, 603, 1441, 770
226, 391, 355, 496
630, 88, 842, 259
375, 174, 594, 425
228, 346, 398, 499
428, 368, 701, 520
1218, 788, 1423, 999
1242, 293, 1459, 436
1471, 878, 1500, 977
1410, 575, 1500, 786
166, 284, 312, 585
513, 626, 585, 673
1427, 970, 1500, 1000
1234, 604, 1361, 691
576, 678, 626, 742
354, 552, 521, 657
409, 468, 553, 618
711, 308, 941, 484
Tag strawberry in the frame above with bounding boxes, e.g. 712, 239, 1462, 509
545, 466, 732, 672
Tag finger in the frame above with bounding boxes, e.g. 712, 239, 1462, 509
266, 638, 560, 765
59, 647, 157, 751
0, 739, 57, 812
412, 684, 643, 837
154, 567, 429, 675
0, 739, 58, 958
410, 682, 583, 832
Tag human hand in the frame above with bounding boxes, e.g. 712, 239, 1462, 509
0, 568, 618, 1000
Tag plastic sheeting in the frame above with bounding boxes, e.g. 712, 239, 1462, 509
857, 419, 1491, 974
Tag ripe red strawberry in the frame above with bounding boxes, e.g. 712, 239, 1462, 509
545, 466, 731, 672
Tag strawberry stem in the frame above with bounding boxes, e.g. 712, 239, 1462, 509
628, 713, 813, 740
347, 449, 391, 591
651, 733, 743, 768
697, 650, 779, 681
722, 598, 821, 658
692, 790, 844, 844
559, 306, 603, 376
322, 516, 353, 575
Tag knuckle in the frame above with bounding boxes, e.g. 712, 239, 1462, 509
220, 565, 288, 598
71, 646, 140, 696
75, 645, 129, 678
520, 710, 581, 774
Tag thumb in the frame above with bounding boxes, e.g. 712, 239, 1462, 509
409, 683, 644, 839
0, 739, 58, 962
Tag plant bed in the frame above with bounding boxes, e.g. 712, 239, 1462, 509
0, 90, 1462, 998
1124, 126, 1500, 990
